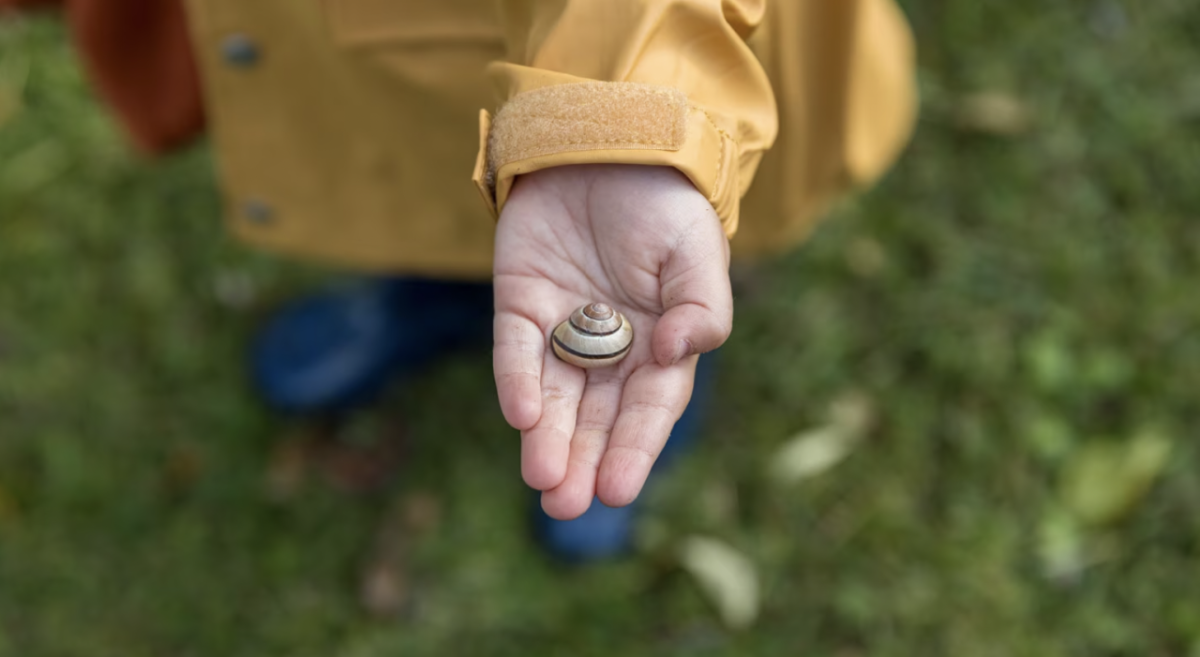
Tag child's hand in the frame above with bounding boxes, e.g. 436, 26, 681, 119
492, 164, 733, 519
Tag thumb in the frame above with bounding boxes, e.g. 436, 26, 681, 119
652, 230, 733, 367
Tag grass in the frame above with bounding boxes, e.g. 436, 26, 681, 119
2, 1, 1200, 654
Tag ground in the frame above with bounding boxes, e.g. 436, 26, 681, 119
2, 1, 1199, 655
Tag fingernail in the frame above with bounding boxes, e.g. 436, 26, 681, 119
670, 339, 692, 365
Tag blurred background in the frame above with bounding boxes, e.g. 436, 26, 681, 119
3, 1, 1200, 654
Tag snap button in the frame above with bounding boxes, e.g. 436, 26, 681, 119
242, 199, 274, 225
221, 34, 260, 68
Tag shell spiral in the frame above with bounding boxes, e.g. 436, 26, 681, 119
551, 303, 634, 368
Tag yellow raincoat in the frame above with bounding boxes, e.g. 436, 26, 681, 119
183, 0, 916, 277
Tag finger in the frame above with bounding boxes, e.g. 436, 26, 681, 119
653, 232, 733, 367
540, 370, 624, 520
596, 358, 697, 507
652, 300, 732, 367
520, 349, 586, 491
493, 311, 545, 430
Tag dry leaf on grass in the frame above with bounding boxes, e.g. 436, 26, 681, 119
770, 392, 873, 485
263, 431, 317, 502
955, 92, 1034, 136
360, 559, 408, 618
0, 484, 19, 526
678, 535, 760, 630
1036, 508, 1120, 584
264, 413, 408, 500
359, 492, 442, 618
160, 443, 204, 496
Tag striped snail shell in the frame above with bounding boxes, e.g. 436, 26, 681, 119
551, 303, 634, 369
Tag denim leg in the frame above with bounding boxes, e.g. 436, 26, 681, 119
654, 351, 717, 471
249, 276, 493, 413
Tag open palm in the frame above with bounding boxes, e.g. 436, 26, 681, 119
493, 164, 732, 520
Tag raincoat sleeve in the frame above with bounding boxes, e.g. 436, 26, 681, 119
472, 0, 778, 237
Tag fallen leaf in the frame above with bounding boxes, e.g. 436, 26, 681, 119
678, 536, 760, 630
360, 558, 407, 619
1061, 429, 1172, 526
770, 392, 873, 485
0, 484, 19, 526
211, 268, 259, 310
770, 426, 857, 484
1036, 508, 1087, 583
161, 443, 204, 496
401, 491, 442, 534
1037, 507, 1119, 584
318, 418, 406, 494
264, 432, 316, 502
264, 413, 408, 499
955, 92, 1034, 136
358, 493, 439, 619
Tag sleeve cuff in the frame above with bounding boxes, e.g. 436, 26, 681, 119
472, 80, 742, 237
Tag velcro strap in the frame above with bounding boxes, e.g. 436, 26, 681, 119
486, 81, 689, 183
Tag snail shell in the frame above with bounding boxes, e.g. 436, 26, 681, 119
551, 303, 634, 369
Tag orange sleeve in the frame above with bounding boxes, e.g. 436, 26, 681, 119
2, 0, 203, 154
